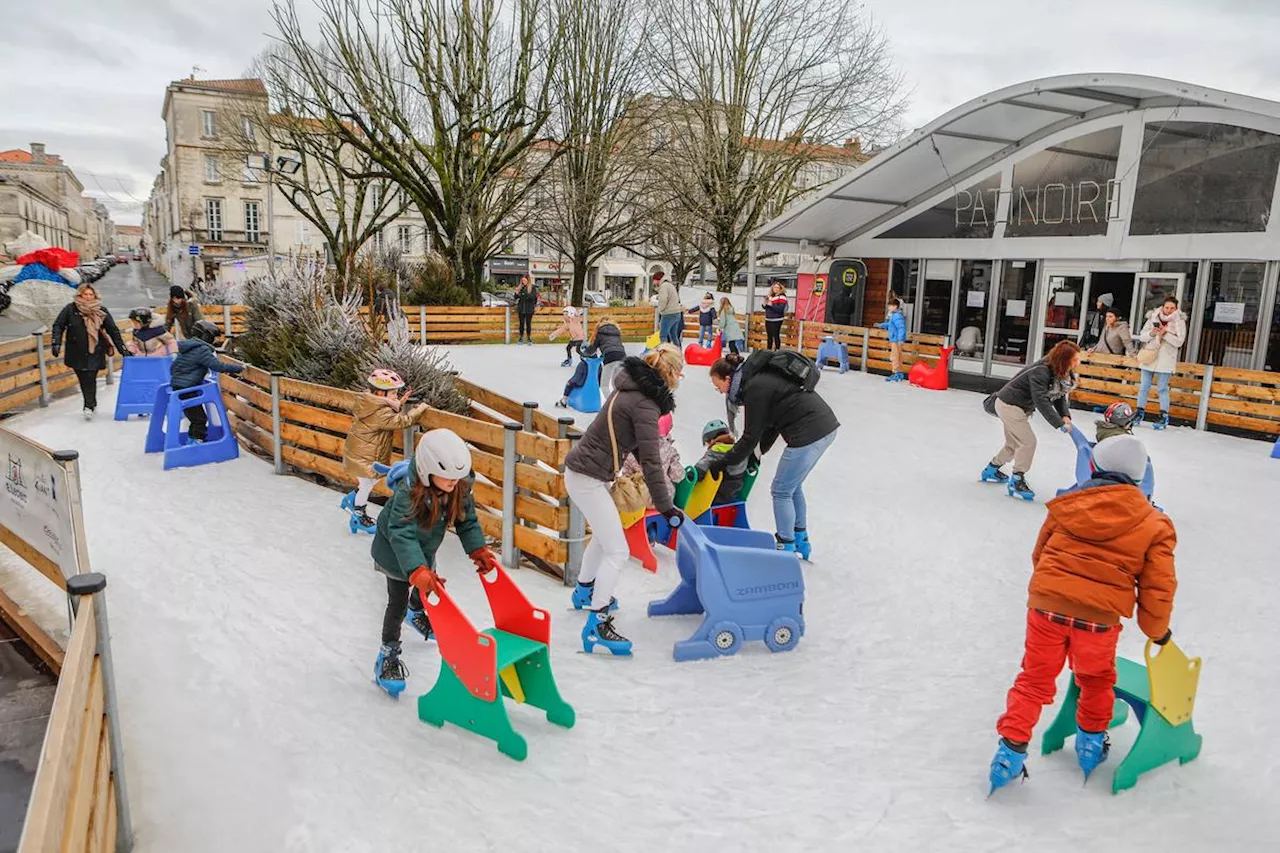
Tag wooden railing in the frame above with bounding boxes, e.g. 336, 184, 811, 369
744, 313, 949, 375
217, 365, 585, 581
0, 333, 91, 417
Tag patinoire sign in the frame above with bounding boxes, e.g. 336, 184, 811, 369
0, 428, 80, 578
954, 179, 1122, 228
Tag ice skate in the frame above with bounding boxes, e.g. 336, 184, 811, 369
373, 643, 408, 698
980, 463, 1009, 484
1151, 412, 1170, 430
340, 491, 356, 512
554, 398, 569, 408
1007, 473, 1035, 501
988, 738, 1029, 795
560, 357, 572, 367
571, 581, 616, 612
404, 607, 434, 641
793, 529, 812, 561
1075, 728, 1110, 781
775, 534, 797, 553
82, 408, 94, 421
349, 505, 377, 534
582, 610, 632, 656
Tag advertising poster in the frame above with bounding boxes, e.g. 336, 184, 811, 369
0, 428, 79, 578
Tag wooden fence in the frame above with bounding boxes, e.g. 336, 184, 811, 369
0, 333, 93, 417
217, 365, 586, 582
745, 313, 949, 375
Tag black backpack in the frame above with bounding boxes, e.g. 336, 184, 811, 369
740, 349, 820, 394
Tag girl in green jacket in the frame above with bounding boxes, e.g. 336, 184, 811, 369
371, 429, 494, 697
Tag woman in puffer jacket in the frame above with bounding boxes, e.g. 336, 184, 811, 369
1091, 308, 1132, 357
563, 344, 685, 656
341, 369, 430, 532
1133, 296, 1187, 430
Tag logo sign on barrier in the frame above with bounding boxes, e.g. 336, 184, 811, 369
0, 428, 80, 578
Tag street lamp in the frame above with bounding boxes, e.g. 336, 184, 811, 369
247, 153, 301, 279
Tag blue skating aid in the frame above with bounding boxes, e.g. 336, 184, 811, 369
815, 336, 848, 373
374, 644, 407, 698
988, 740, 1028, 795
143, 380, 238, 470
114, 355, 173, 420
1272, 434, 1280, 459
648, 521, 805, 662
567, 355, 603, 414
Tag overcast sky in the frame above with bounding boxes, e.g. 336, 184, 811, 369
3, 0, 1277, 226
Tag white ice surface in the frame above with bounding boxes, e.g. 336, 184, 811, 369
4, 347, 1279, 853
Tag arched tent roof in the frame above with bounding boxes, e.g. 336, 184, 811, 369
756, 74, 1280, 252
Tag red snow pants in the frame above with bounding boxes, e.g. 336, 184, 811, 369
997, 609, 1120, 745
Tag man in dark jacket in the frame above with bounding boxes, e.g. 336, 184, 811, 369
170, 320, 245, 441
708, 353, 839, 557
514, 277, 538, 345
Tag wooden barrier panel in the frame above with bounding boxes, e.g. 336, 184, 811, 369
1207, 366, 1280, 435
1076, 353, 1205, 423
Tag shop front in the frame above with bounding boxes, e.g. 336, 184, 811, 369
488, 256, 529, 291
756, 74, 1280, 380
529, 259, 569, 305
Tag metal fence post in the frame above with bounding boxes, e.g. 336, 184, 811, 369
797, 319, 806, 355
501, 422, 521, 569
860, 329, 870, 372
223, 303, 233, 336
653, 306, 659, 334
402, 424, 418, 461
33, 332, 49, 406
505, 306, 512, 344
104, 351, 114, 385
269, 371, 284, 474
66, 573, 134, 853
419, 305, 427, 345
564, 431, 584, 586
1195, 364, 1214, 431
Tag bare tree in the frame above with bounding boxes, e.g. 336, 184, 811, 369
269, 0, 563, 301
528, 0, 657, 306
647, 0, 903, 291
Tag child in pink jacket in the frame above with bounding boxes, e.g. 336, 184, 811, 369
620, 412, 684, 485
549, 307, 586, 367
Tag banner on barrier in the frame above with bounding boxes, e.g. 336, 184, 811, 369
0, 427, 80, 578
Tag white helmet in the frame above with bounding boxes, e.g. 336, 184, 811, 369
414, 429, 472, 481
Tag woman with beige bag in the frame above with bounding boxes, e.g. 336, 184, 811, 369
1134, 296, 1187, 430
563, 344, 685, 656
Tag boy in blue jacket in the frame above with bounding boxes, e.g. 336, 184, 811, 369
876, 298, 908, 382
170, 319, 244, 442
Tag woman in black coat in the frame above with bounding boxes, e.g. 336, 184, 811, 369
51, 283, 129, 420
514, 276, 538, 345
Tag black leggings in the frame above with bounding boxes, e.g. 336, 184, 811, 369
727, 339, 740, 355
518, 313, 533, 339
74, 368, 99, 411
382, 576, 425, 645
185, 404, 209, 441
765, 319, 783, 350
566, 340, 582, 360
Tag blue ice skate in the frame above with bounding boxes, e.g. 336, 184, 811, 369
980, 463, 1008, 484
988, 739, 1029, 795
1151, 413, 1169, 430
340, 491, 356, 511
793, 529, 812, 561
582, 610, 632, 656
348, 505, 377, 535
775, 535, 797, 553
1075, 728, 1110, 781
1007, 473, 1035, 501
571, 581, 617, 612
404, 607, 434, 641
374, 643, 407, 698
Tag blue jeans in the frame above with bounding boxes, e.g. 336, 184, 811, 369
698, 325, 714, 347
660, 313, 683, 346
771, 430, 837, 540
1136, 369, 1171, 413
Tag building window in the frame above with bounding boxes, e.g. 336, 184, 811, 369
878, 174, 1001, 239
242, 117, 255, 142
1130, 122, 1280, 236
374, 230, 385, 252
1005, 127, 1122, 238
371, 185, 384, 208
205, 199, 223, 241
993, 261, 1037, 365
422, 228, 432, 253
397, 224, 413, 254
244, 201, 261, 242
201, 109, 217, 137
204, 155, 221, 183
296, 219, 311, 245
1199, 262, 1265, 367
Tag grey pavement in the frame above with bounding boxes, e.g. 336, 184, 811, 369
0, 261, 171, 343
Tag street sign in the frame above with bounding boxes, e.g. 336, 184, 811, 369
188, 244, 200, 256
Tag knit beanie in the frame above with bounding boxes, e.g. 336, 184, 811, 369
170, 285, 187, 299
1099, 292, 1114, 308
1092, 435, 1149, 482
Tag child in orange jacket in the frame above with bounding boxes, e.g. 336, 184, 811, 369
989, 435, 1177, 793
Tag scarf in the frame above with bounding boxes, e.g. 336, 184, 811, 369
75, 294, 106, 354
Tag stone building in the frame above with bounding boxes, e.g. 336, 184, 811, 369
0, 143, 107, 256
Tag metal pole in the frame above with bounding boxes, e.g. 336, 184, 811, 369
505, 306, 511, 344
33, 332, 49, 406
501, 422, 521, 569
564, 431, 584, 586
798, 319, 806, 355
223, 304, 232, 337
1195, 364, 1214, 432
860, 328, 870, 372
419, 305, 427, 345
269, 371, 284, 474
653, 306, 659, 334
104, 351, 114, 386
64, 573, 134, 852
266, 168, 276, 282
402, 425, 417, 461
745, 238, 757, 332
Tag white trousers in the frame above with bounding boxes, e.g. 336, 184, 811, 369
355, 477, 377, 506
564, 468, 629, 609
601, 361, 621, 395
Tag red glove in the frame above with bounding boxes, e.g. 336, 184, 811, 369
469, 548, 497, 574
408, 566, 446, 596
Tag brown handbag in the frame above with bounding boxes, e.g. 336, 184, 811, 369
606, 395, 651, 514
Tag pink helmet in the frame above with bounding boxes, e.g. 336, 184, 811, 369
658, 413, 673, 437
367, 368, 406, 391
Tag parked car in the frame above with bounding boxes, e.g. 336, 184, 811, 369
76, 264, 101, 282
480, 291, 509, 307
583, 292, 609, 308
115, 254, 131, 264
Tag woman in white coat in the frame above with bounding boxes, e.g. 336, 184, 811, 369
1133, 295, 1186, 429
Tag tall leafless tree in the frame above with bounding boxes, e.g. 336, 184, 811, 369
528, 0, 658, 305
647, 0, 904, 292
269, 0, 563, 301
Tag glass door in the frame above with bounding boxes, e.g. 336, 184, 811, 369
1040, 271, 1090, 355
1134, 273, 1186, 327
920, 259, 956, 337
954, 260, 994, 363
989, 261, 1038, 370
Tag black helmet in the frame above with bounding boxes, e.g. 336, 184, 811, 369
191, 320, 221, 344
128, 307, 152, 325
